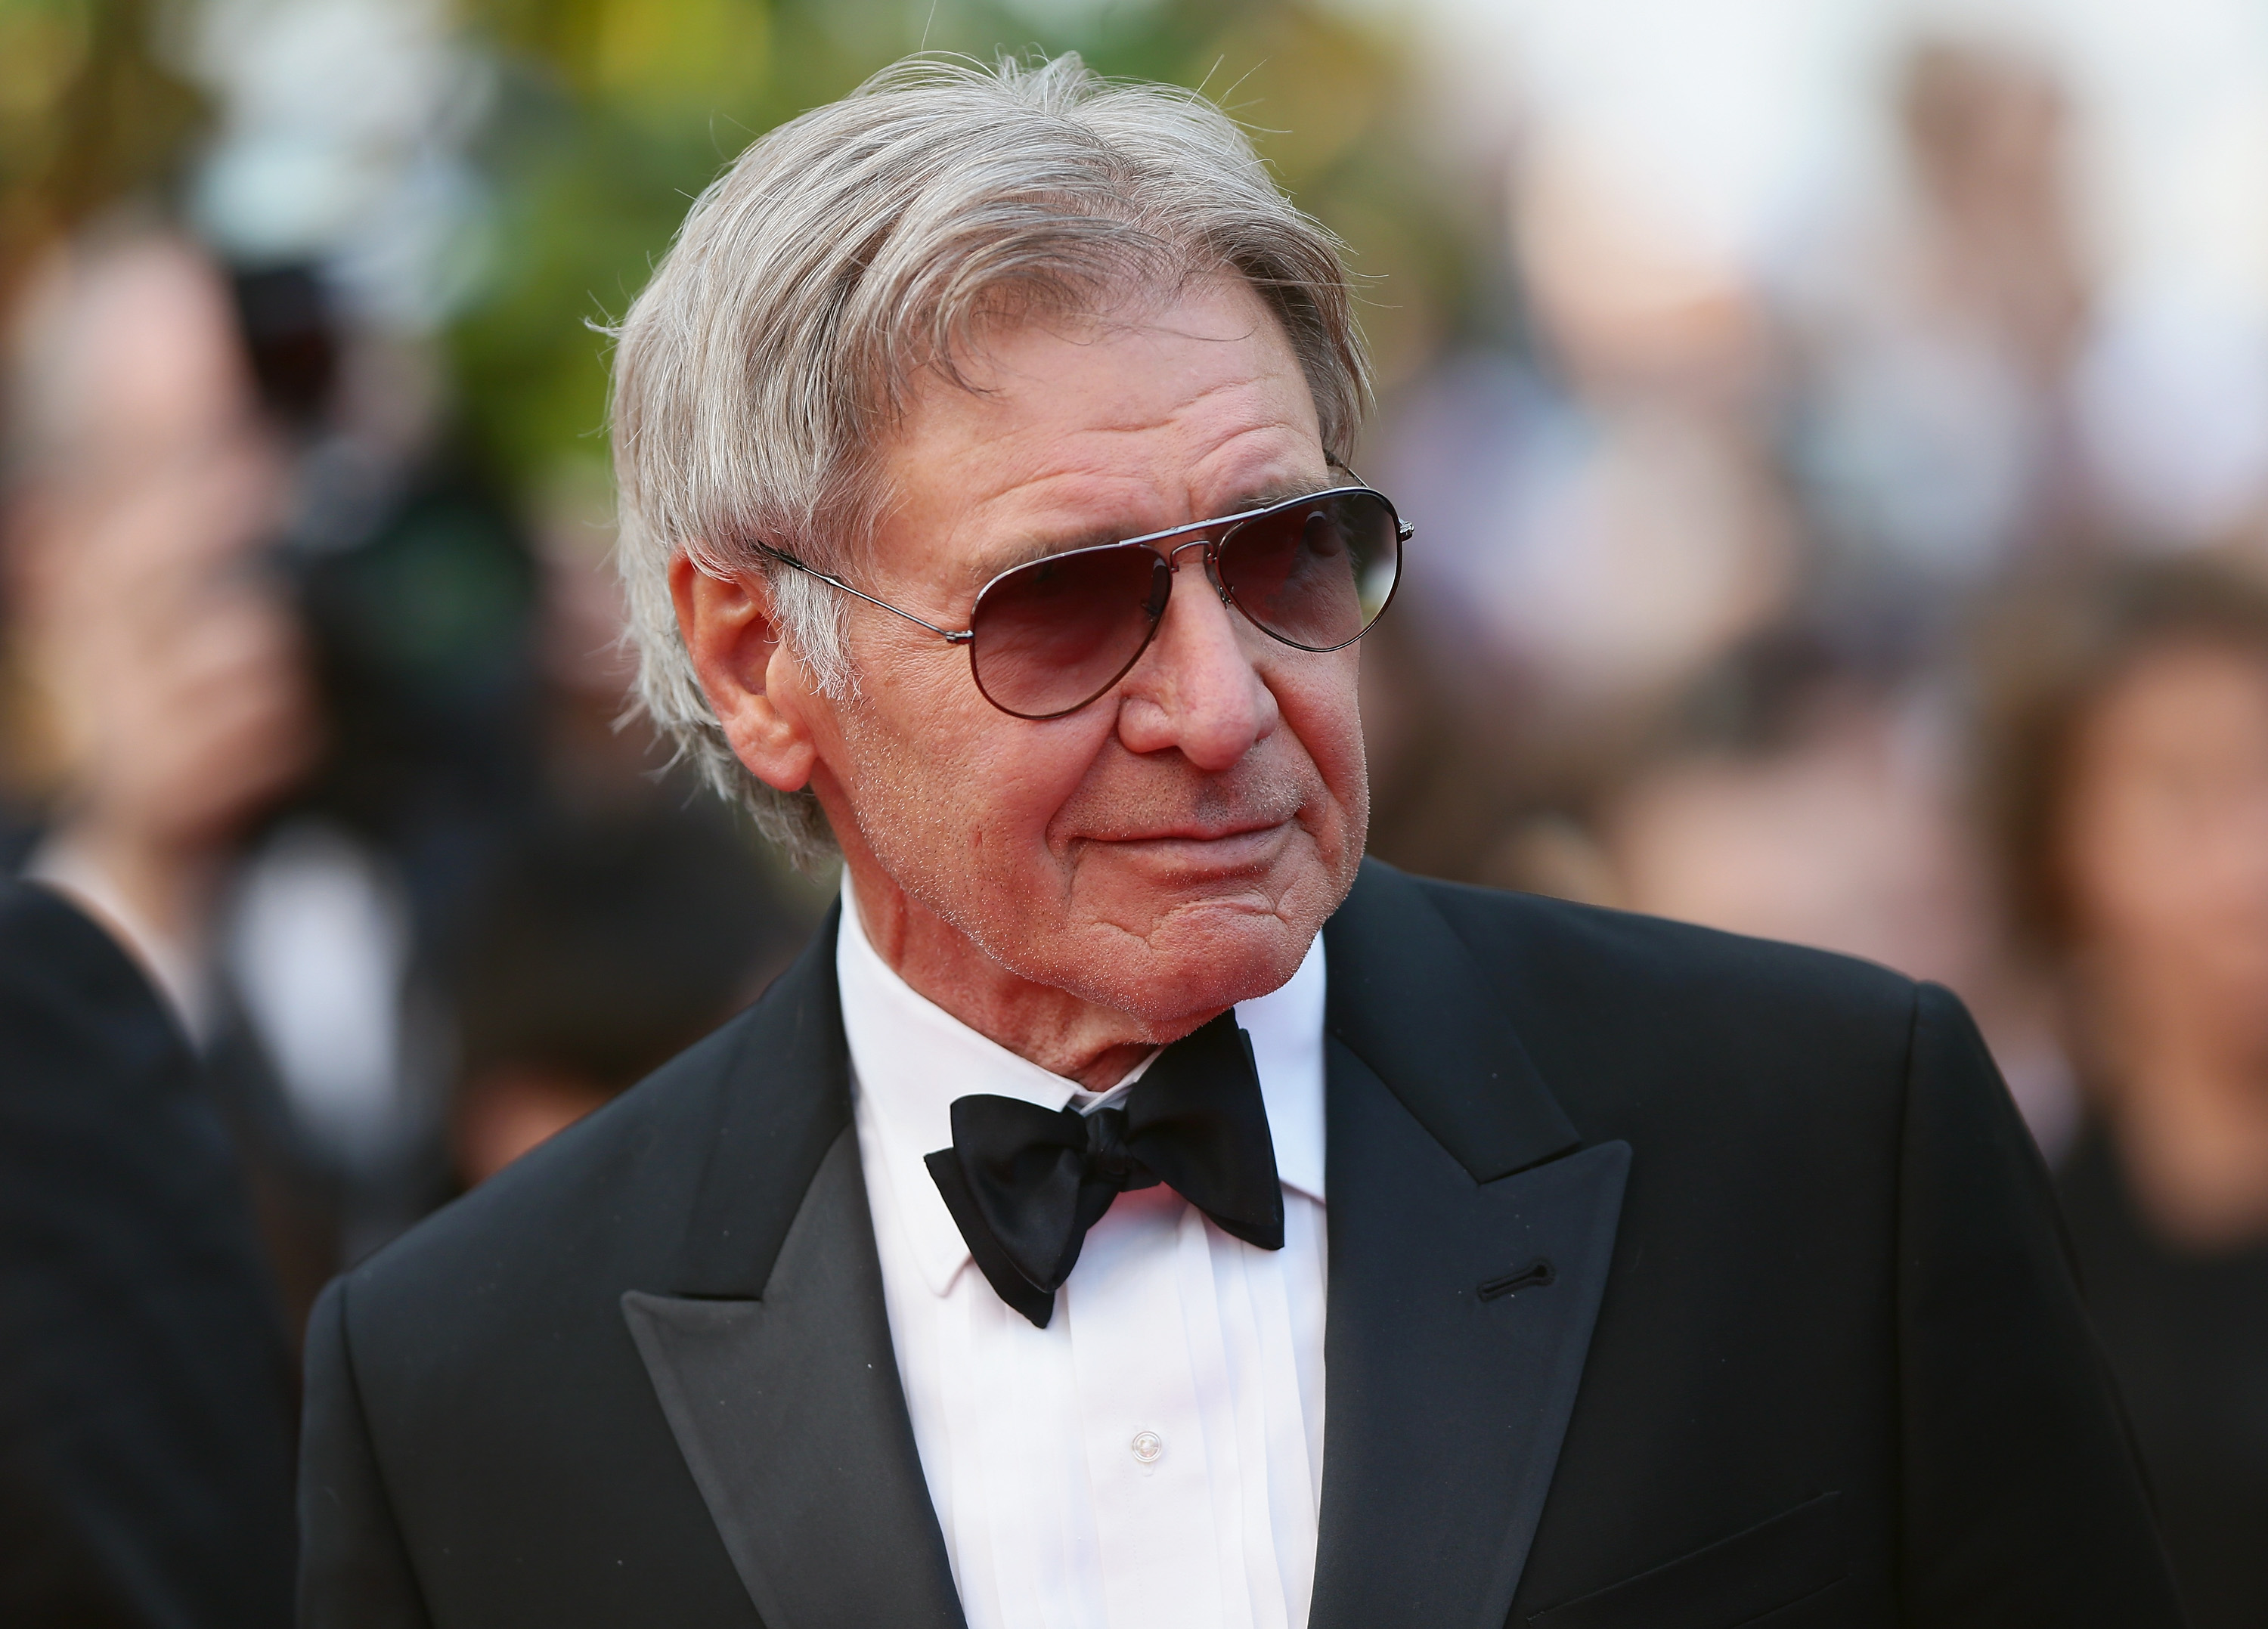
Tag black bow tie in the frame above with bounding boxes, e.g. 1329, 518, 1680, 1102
924, 1011, 1285, 1327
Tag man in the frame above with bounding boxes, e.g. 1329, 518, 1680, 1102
299, 54, 2181, 1629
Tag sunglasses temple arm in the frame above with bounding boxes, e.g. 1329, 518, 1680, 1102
758, 547, 974, 644
830, 577, 974, 643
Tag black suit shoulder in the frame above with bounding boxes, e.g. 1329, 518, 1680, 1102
1413, 873, 1918, 1033
1405, 876, 1926, 1152
0, 880, 296, 1629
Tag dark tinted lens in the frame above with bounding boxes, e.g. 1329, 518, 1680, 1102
968, 544, 1170, 718
1216, 490, 1400, 651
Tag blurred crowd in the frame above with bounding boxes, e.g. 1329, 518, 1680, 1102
4, 2, 2268, 1627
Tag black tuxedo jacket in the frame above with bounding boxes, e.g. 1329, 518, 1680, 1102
300, 861, 2180, 1628
0, 881, 296, 1627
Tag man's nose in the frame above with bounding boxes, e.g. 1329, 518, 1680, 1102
1112, 555, 1278, 771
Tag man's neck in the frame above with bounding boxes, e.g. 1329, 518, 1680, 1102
841, 856, 1167, 1092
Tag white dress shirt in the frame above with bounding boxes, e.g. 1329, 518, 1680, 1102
837, 881, 1328, 1629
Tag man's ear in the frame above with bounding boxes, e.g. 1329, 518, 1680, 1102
670, 552, 820, 794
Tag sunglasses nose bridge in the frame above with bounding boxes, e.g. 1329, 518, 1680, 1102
1162, 533, 1230, 602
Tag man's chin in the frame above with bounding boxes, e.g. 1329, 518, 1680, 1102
1077, 894, 1319, 1028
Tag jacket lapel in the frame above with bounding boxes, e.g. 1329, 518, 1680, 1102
1311, 863, 1630, 1629
622, 909, 965, 1629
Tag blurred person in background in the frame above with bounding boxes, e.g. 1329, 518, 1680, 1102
0, 221, 503, 1339
0, 229, 302, 1627
1594, 636, 1980, 982
1975, 553, 2268, 1629
3, 229, 319, 1035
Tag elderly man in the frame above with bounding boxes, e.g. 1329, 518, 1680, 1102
299, 55, 2179, 1629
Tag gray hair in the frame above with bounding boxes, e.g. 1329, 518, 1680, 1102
609, 51, 1369, 868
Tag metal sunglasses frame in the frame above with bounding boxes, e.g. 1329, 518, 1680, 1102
755, 482, 1413, 720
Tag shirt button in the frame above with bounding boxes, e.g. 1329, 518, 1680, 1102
1129, 1430, 1164, 1465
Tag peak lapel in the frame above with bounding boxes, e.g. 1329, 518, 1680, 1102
671, 901, 857, 1301
1312, 863, 1629, 1629
624, 1130, 964, 1629
622, 904, 963, 1629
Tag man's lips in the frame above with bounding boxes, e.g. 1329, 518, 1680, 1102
1086, 816, 1292, 845
1070, 824, 1300, 880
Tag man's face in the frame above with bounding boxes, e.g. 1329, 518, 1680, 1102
799, 276, 1368, 1030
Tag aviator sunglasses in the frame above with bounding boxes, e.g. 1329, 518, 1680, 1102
758, 484, 1410, 720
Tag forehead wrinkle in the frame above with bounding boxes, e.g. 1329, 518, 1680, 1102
925, 371, 1297, 503
919, 296, 1303, 462
949, 397, 1321, 562
1176, 412, 1325, 508
1080, 360, 1294, 438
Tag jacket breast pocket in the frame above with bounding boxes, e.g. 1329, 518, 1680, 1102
1526, 1491, 1846, 1629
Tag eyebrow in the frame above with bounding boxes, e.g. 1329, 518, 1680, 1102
959, 476, 1336, 594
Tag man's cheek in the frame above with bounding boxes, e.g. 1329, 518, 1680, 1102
1278, 684, 1362, 788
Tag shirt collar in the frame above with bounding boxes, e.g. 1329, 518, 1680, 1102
835, 873, 1327, 1297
